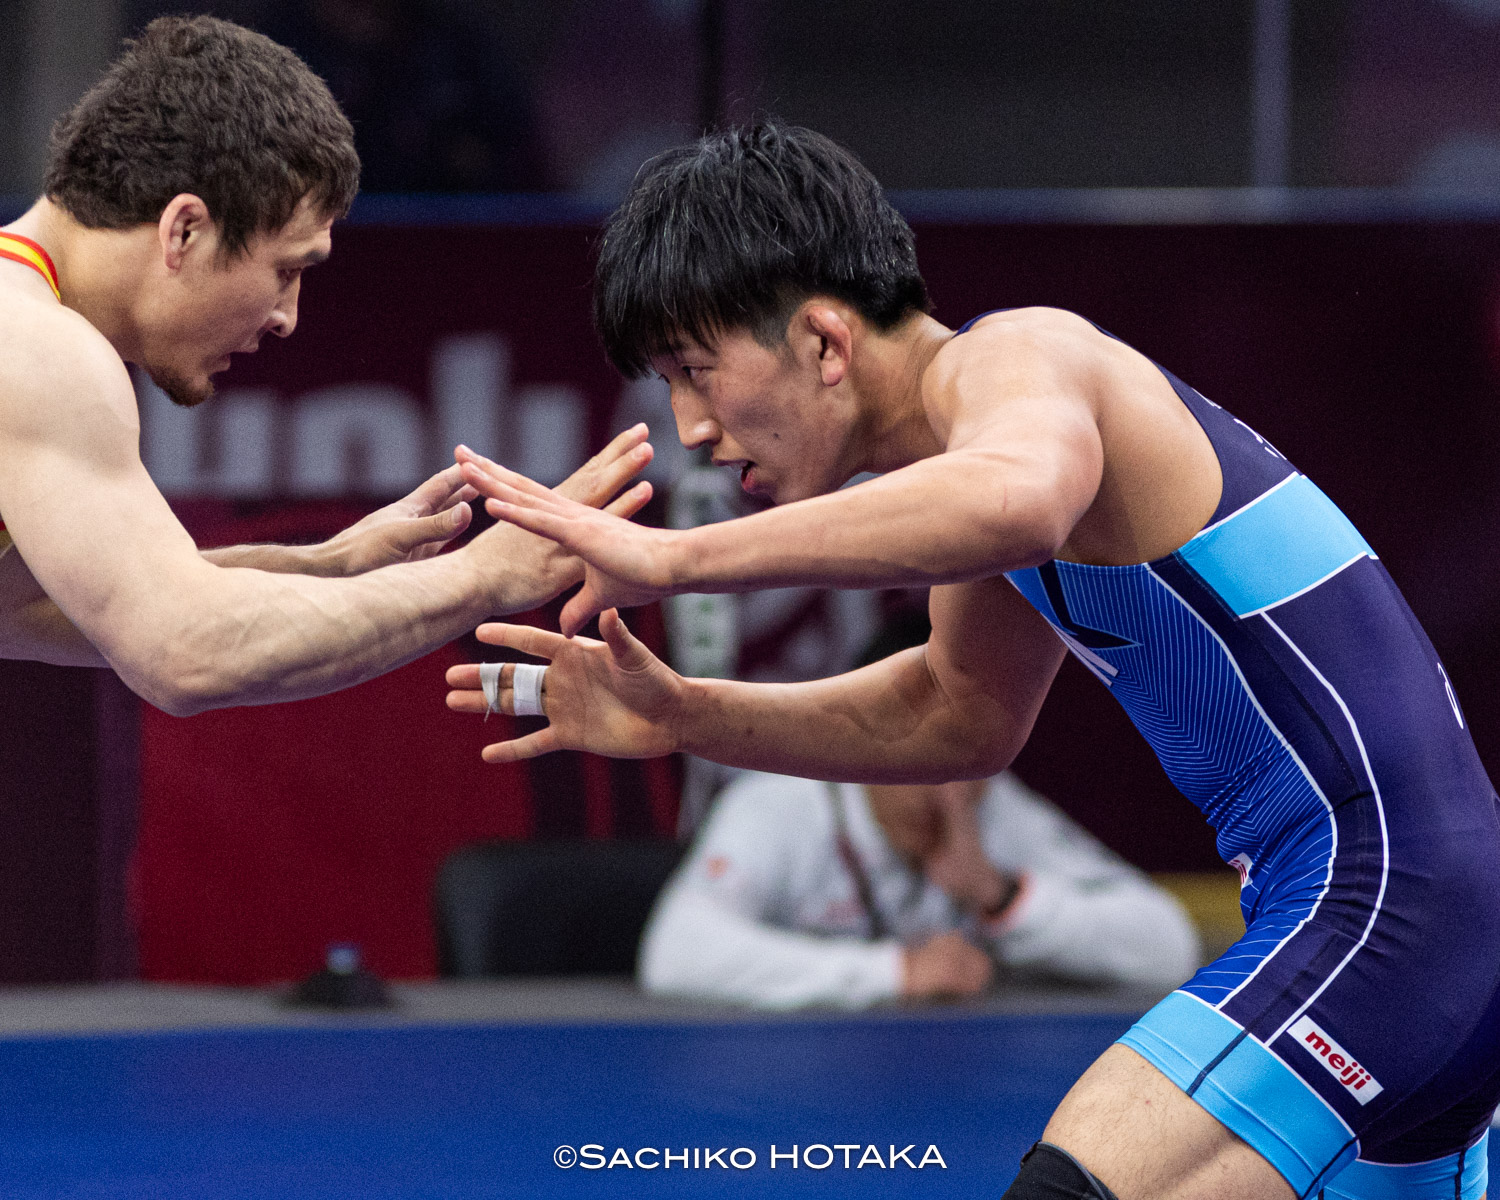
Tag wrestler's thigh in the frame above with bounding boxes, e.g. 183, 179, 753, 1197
1043, 1044, 1294, 1200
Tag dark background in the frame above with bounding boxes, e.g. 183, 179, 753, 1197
8, 0, 1500, 983
7, 215, 1500, 981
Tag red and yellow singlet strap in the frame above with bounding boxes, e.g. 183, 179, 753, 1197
0, 232, 60, 300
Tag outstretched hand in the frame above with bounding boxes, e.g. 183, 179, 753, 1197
456, 447, 682, 635
325, 462, 478, 575
454, 426, 656, 616
445, 609, 685, 762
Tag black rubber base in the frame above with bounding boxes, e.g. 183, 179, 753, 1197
285, 966, 392, 1010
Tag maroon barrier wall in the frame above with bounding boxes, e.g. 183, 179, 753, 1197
15, 219, 1500, 983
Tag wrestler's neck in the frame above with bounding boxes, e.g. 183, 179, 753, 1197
845, 310, 953, 477
7, 198, 158, 361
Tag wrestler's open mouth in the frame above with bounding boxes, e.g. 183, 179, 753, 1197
712, 458, 757, 487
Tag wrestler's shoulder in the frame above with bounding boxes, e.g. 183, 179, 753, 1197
924, 307, 1102, 417
939, 306, 1102, 368
0, 290, 133, 431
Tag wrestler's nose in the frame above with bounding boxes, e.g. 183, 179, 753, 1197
267, 277, 301, 339
671, 387, 718, 450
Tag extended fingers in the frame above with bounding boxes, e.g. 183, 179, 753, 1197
474, 621, 579, 658
555, 424, 650, 501
603, 480, 654, 520
599, 608, 656, 670
456, 451, 557, 503
446, 662, 482, 688
597, 422, 650, 463
399, 503, 471, 559
431, 501, 473, 535
446, 661, 550, 716
567, 436, 654, 509
559, 587, 605, 638
409, 462, 471, 513
472, 475, 565, 511
460, 467, 583, 528
483, 496, 576, 544
482, 727, 559, 764
446, 686, 490, 714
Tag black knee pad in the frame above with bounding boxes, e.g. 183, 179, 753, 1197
1001, 1142, 1121, 1200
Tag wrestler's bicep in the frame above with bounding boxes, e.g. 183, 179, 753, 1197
926, 574, 1067, 766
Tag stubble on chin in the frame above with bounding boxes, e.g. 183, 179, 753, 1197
150, 367, 214, 409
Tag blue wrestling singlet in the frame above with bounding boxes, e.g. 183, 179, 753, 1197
966, 313, 1500, 1199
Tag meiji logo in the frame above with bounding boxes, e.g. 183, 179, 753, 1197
1288, 1016, 1383, 1104
1229, 854, 1253, 889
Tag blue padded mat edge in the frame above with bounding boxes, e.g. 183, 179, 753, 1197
0, 1014, 1492, 1198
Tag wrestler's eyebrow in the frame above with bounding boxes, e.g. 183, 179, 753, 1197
666, 335, 712, 360
282, 247, 330, 270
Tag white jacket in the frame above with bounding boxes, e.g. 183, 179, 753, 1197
638, 771, 1200, 1010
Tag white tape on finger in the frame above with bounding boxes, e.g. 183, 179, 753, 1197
479, 662, 503, 718
512, 663, 548, 718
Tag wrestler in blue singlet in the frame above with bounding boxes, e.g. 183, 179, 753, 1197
962, 314, 1500, 1199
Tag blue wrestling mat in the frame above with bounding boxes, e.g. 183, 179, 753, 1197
0, 1007, 1494, 1198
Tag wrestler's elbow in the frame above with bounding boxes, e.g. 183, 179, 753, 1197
109, 632, 245, 716
116, 659, 220, 716
959, 735, 1024, 780
927, 707, 1024, 780
151, 678, 227, 717
161, 651, 260, 715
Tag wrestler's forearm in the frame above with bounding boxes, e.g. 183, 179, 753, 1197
670, 452, 1078, 594
106, 550, 494, 714
202, 542, 334, 575
0, 595, 111, 667
669, 654, 1021, 784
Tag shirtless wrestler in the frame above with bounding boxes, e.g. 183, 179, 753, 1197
0, 15, 651, 715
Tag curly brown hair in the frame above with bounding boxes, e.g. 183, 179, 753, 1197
44, 15, 360, 256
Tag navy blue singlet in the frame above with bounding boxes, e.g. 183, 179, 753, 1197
957, 312, 1500, 1199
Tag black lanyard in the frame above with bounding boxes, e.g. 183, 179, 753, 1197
827, 783, 891, 942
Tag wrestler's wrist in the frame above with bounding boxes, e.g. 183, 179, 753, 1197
455, 541, 520, 617
659, 527, 699, 594
668, 675, 712, 756
307, 533, 353, 577
534, 548, 594, 614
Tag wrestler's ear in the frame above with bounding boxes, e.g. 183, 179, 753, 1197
158, 194, 214, 273
800, 302, 852, 388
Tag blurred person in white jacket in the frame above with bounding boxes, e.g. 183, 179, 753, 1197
638, 766, 1200, 1010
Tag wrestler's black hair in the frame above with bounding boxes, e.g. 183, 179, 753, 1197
594, 120, 931, 378
46, 15, 358, 257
